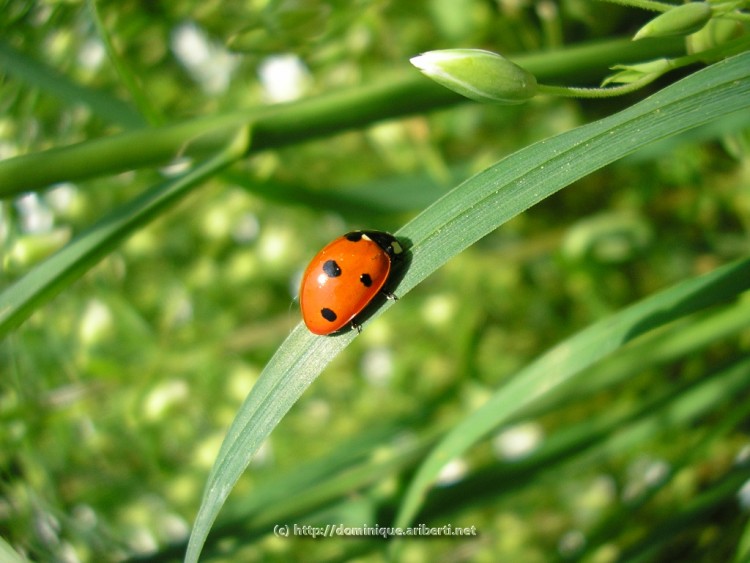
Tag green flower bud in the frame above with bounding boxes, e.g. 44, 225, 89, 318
602, 58, 672, 86
687, 16, 742, 53
633, 3, 712, 41
410, 49, 537, 105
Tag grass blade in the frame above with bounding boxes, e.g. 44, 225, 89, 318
86, 0, 163, 126
0, 39, 145, 129
184, 52, 750, 563
0, 37, 684, 196
393, 258, 750, 536
0, 128, 250, 337
0, 536, 27, 563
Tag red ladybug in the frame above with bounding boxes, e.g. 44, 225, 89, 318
300, 231, 403, 335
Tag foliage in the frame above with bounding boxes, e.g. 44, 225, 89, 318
1, 1, 750, 562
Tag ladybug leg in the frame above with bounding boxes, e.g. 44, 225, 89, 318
382, 291, 398, 301
351, 321, 363, 334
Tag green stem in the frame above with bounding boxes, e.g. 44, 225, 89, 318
0, 127, 251, 337
537, 72, 662, 98
538, 34, 750, 100
712, 1, 750, 20
724, 12, 750, 22
595, 0, 675, 13
0, 36, 684, 196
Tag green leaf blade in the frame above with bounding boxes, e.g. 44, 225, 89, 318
393, 257, 750, 537
185, 52, 750, 563
0, 129, 249, 337
0, 39, 145, 129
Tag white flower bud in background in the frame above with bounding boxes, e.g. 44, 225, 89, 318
633, 3, 712, 41
410, 49, 537, 105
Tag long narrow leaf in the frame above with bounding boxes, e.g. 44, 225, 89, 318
0, 128, 250, 336
0, 37, 684, 196
86, 0, 163, 126
0, 39, 145, 129
394, 257, 750, 536
0, 537, 27, 563
185, 52, 750, 563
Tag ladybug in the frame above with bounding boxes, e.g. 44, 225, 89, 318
300, 230, 403, 335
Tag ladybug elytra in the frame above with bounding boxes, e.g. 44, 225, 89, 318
300, 231, 403, 335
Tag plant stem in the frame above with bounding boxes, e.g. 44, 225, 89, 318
0, 36, 685, 196
595, 0, 675, 12
0, 127, 251, 337
538, 34, 750, 99
537, 73, 662, 98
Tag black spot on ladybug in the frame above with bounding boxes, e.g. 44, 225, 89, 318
360, 273, 372, 287
322, 260, 342, 278
345, 232, 364, 242
321, 308, 337, 322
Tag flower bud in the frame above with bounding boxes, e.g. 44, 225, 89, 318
602, 58, 672, 86
687, 16, 742, 53
410, 49, 537, 105
633, 3, 712, 40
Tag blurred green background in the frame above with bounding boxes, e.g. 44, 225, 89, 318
2, 1, 750, 561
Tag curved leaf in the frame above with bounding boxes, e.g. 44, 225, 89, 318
393, 257, 750, 537
185, 52, 750, 563
0, 128, 250, 337
0, 37, 684, 196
